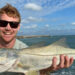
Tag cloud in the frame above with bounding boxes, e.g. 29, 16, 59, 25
21, 19, 29, 24
45, 24, 50, 27
72, 22, 75, 25
24, 3, 42, 11
21, 16, 43, 24
23, 24, 37, 29
27, 16, 43, 22
27, 16, 38, 21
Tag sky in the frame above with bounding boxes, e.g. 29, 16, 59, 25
0, 0, 75, 36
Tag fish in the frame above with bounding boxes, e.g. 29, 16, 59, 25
0, 38, 75, 75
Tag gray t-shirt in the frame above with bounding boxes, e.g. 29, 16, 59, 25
13, 39, 28, 49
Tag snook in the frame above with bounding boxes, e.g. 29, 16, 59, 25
0, 38, 75, 75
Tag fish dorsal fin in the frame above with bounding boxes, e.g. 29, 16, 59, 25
50, 38, 69, 48
22, 37, 69, 51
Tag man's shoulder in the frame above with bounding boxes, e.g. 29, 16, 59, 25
13, 39, 28, 49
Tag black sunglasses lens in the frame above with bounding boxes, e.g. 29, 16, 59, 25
0, 20, 7, 27
0, 20, 19, 28
10, 22, 19, 28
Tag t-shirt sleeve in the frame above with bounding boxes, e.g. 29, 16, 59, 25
13, 39, 29, 49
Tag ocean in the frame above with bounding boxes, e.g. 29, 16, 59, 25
18, 35, 75, 75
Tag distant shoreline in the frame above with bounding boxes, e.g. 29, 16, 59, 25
16, 35, 50, 39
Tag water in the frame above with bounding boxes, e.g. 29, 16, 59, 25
19, 35, 75, 75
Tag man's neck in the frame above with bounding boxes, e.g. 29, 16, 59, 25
0, 38, 16, 48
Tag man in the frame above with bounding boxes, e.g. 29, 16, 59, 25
0, 4, 74, 75
0, 4, 28, 49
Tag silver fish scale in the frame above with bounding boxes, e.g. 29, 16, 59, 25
0, 49, 18, 72
0, 59, 17, 72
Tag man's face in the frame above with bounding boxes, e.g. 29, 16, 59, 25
0, 14, 20, 43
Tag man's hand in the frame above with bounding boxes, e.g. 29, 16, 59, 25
40, 54, 74, 75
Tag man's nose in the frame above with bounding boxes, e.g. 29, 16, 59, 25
5, 23, 11, 30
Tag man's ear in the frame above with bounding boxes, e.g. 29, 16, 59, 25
17, 24, 20, 31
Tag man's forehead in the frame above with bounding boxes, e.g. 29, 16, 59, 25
0, 14, 19, 22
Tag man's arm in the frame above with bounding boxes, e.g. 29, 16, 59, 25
39, 54, 74, 75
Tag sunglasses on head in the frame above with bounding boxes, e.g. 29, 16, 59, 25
0, 20, 20, 28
